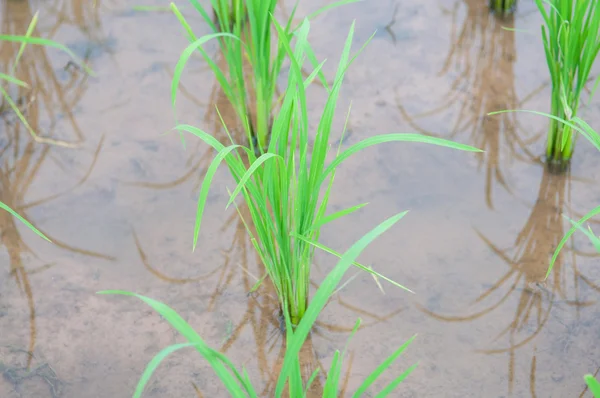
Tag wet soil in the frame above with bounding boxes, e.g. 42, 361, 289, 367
1, 0, 600, 397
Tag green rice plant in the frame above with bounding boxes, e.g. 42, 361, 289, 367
171, 18, 482, 326
169, 0, 353, 153
533, 0, 600, 172
489, 0, 516, 15
99, 212, 418, 398
0, 11, 93, 144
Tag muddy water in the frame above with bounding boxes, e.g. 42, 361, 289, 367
1, 0, 600, 397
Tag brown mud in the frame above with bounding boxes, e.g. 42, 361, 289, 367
1, 0, 600, 397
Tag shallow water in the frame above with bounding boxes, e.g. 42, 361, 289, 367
1, 0, 600, 397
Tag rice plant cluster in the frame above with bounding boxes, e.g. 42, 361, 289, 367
7, 0, 600, 397
534, 0, 600, 172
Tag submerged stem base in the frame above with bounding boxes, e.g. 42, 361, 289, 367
248, 113, 273, 156
546, 156, 571, 175
489, 0, 516, 16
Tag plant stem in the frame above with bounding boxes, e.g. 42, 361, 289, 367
489, 0, 516, 15
546, 87, 576, 172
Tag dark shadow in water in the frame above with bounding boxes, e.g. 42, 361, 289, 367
0, 0, 114, 373
417, 170, 600, 396
396, 0, 545, 210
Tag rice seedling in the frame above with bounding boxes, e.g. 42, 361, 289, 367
169, 0, 354, 153
99, 213, 419, 398
489, 0, 516, 15
532, 0, 600, 172
171, 17, 482, 326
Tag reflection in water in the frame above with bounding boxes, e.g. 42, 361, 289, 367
43, 0, 105, 42
396, 0, 544, 209
1, 0, 98, 148
0, 0, 113, 370
418, 170, 600, 396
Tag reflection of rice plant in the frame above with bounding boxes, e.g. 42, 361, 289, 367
0, 9, 93, 147
101, 214, 418, 398
0, 128, 111, 366
44, 0, 106, 43
0, 1, 107, 367
418, 169, 600, 395
397, 0, 542, 209
174, 19, 480, 326
520, 113, 600, 398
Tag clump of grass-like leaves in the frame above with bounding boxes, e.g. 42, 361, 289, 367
170, 0, 351, 152
534, 0, 600, 172
489, 0, 516, 15
99, 213, 418, 398
172, 18, 481, 326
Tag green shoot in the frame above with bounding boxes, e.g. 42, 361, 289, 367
534, 0, 600, 171
173, 18, 482, 325
99, 212, 418, 398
